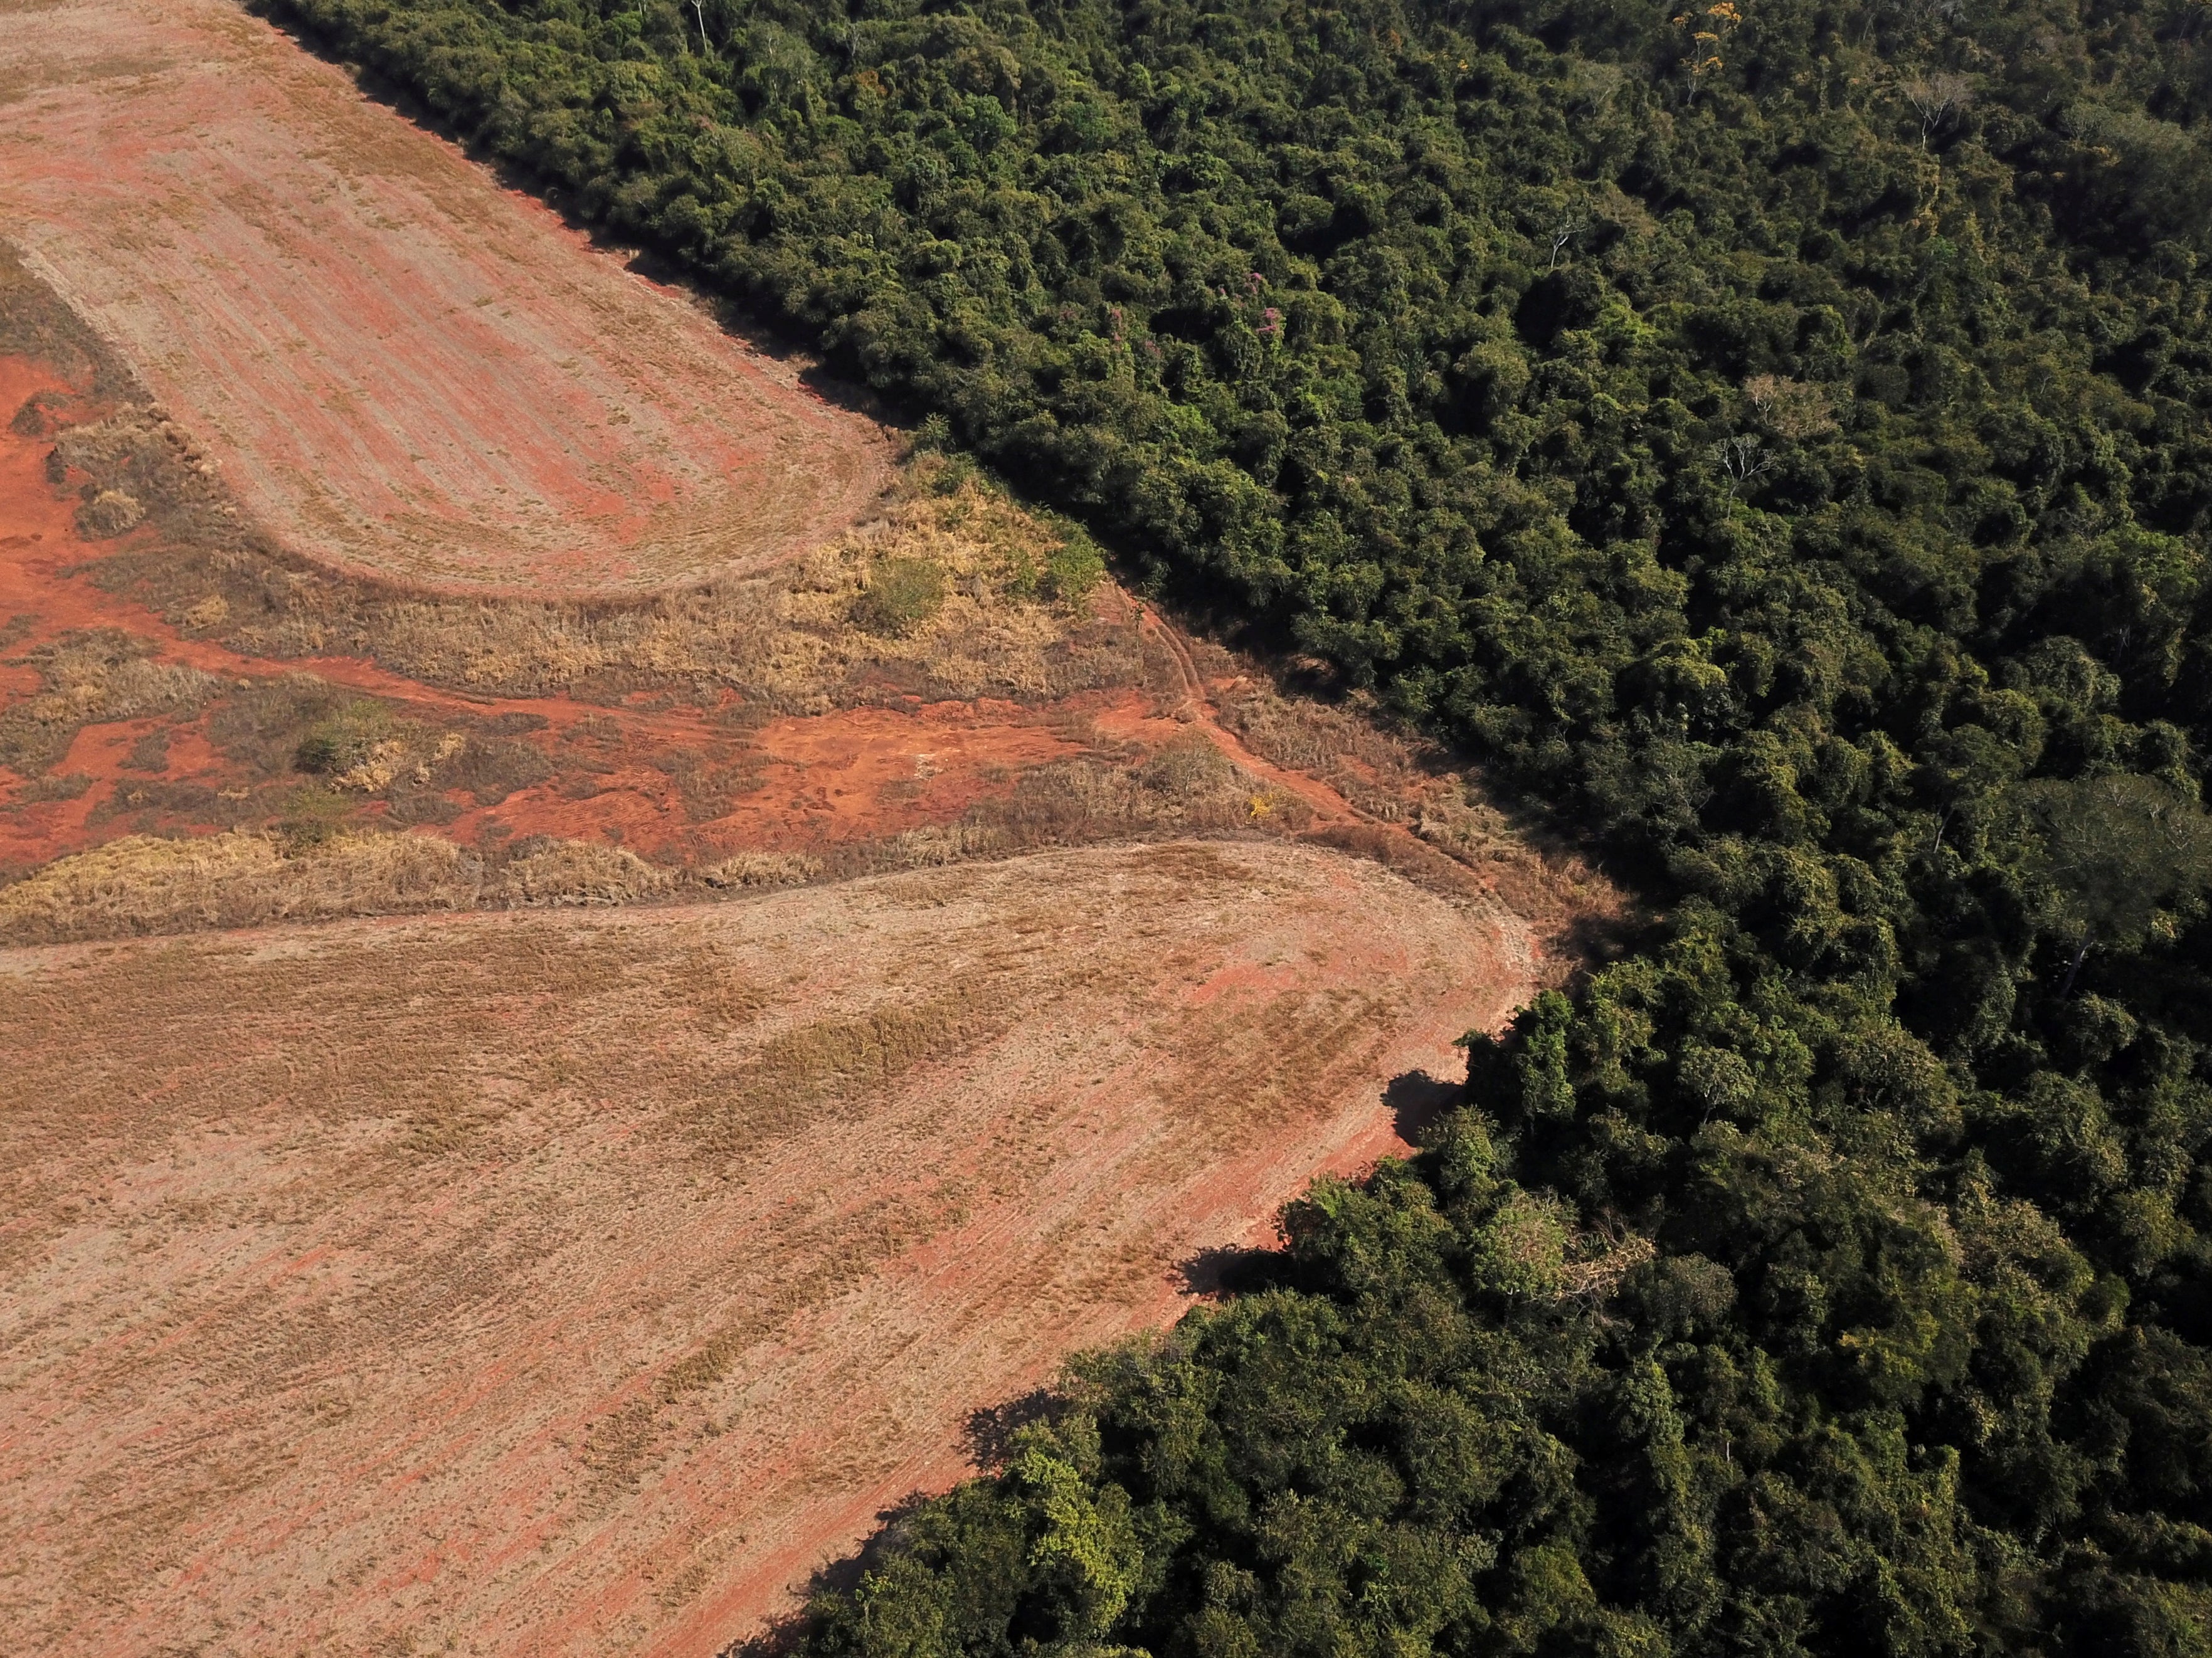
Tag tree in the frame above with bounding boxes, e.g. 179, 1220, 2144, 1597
1672, 0, 1742, 102
2016, 773, 2212, 993
1900, 71, 1972, 147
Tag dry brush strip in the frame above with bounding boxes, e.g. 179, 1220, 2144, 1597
0, 829, 687, 943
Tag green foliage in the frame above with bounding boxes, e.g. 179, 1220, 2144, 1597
854, 554, 951, 634
2017, 772, 2212, 948
253, 0, 2212, 1646
1043, 526, 1106, 602
293, 699, 392, 775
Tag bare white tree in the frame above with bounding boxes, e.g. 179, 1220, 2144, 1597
1548, 213, 1585, 271
1901, 72, 1973, 147
1713, 433, 1775, 493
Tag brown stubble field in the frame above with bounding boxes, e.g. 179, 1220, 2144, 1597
0, 0, 893, 594
0, 841, 1532, 1656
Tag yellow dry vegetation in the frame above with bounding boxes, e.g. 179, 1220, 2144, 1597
369, 461, 1114, 708
495, 840, 674, 907
0, 629, 218, 773
701, 850, 825, 889
0, 830, 475, 942
0, 830, 694, 944
88, 436, 1132, 709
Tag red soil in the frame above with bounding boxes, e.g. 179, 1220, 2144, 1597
1, 843, 1533, 1655
0, 356, 1094, 874
3, 352, 1511, 909
0, 0, 892, 596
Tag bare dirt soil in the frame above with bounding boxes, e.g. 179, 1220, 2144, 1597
0, 0, 894, 594
1, 841, 1532, 1657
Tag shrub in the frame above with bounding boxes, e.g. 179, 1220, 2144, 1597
851, 555, 947, 636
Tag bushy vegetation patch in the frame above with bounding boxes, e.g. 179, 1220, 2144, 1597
854, 552, 951, 635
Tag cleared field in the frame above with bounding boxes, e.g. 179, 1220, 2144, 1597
5, 339, 1600, 932
0, 840, 1534, 1656
0, 0, 892, 594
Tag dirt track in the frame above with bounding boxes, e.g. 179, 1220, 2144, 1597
1, 842, 1533, 1655
0, 0, 892, 594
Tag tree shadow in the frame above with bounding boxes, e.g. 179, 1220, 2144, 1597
1177, 1243, 1288, 1300
721, 1068, 1477, 1655
715, 1489, 940, 1657
962, 1386, 1062, 1471
1384, 1067, 1463, 1147
244, 1, 904, 434
1552, 904, 1654, 981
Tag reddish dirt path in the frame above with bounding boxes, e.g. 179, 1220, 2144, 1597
0, 843, 1532, 1656
1131, 603, 1449, 846
0, 0, 892, 595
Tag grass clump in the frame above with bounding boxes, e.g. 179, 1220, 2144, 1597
850, 555, 948, 636
293, 700, 394, 777
701, 851, 823, 889
493, 840, 675, 907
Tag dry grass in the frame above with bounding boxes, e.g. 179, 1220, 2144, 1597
701, 850, 823, 889
0, 629, 218, 773
0, 721, 1327, 944
0, 239, 130, 398
495, 838, 674, 907
0, 829, 477, 942
71, 406, 1136, 711
0, 828, 708, 943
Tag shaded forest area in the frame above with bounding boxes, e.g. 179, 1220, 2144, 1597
256, 0, 2212, 1649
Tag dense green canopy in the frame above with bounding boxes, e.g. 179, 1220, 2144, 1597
261, 0, 2212, 1648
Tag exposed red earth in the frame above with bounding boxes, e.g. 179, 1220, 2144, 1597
0, 0, 893, 596
1, 842, 1535, 1656
0, 354, 1104, 877
2, 352, 1528, 900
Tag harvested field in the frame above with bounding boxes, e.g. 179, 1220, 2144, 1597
1, 840, 1537, 1656
0, 0, 892, 594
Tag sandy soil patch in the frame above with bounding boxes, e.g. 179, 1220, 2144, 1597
0, 0, 892, 594
1, 840, 1535, 1655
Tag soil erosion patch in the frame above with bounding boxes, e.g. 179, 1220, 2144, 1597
0, 0, 892, 594
2, 841, 1537, 1657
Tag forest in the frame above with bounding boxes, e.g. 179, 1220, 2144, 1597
256, 0, 2212, 1649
